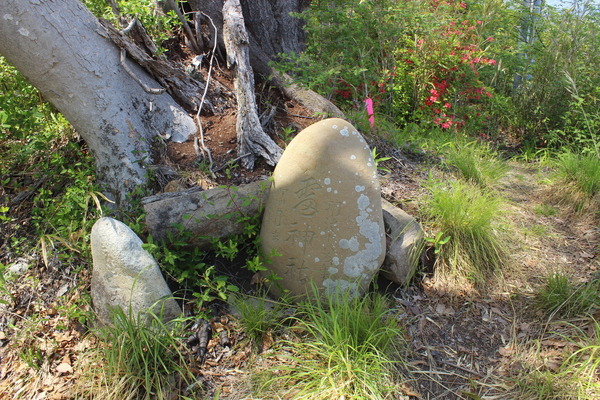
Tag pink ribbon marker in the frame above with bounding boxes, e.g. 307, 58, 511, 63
364, 98, 375, 127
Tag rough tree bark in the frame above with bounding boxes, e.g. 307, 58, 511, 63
0, 0, 197, 204
189, 0, 343, 118
223, 0, 283, 169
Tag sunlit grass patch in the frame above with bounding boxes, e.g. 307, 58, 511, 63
513, 317, 600, 399
77, 307, 196, 400
535, 272, 600, 319
553, 151, 600, 213
253, 290, 407, 400
422, 178, 508, 287
534, 203, 559, 217
444, 141, 508, 188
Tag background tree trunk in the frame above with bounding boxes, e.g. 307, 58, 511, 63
0, 0, 197, 204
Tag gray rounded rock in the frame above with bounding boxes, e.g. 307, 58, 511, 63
90, 217, 181, 325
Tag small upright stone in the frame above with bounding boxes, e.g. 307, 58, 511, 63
260, 118, 385, 299
90, 217, 181, 325
380, 199, 424, 286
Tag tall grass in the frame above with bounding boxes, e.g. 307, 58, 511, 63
444, 141, 508, 187
79, 307, 195, 400
554, 151, 600, 212
535, 272, 600, 319
561, 318, 600, 398
230, 293, 283, 351
515, 318, 600, 399
254, 290, 406, 399
422, 179, 507, 286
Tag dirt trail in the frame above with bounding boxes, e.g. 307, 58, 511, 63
398, 162, 599, 399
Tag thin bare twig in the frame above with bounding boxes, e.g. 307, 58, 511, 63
212, 153, 252, 173
193, 12, 218, 178
287, 113, 317, 119
121, 18, 136, 34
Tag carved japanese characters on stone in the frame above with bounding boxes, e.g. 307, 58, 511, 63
260, 118, 385, 299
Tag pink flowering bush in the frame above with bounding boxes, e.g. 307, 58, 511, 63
277, 0, 504, 134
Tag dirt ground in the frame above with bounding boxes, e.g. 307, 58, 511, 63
0, 61, 598, 400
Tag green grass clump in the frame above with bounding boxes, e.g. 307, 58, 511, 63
83, 307, 194, 400
534, 203, 559, 217
422, 179, 507, 285
554, 151, 600, 212
515, 318, 600, 399
560, 318, 600, 398
535, 272, 600, 318
231, 293, 283, 351
255, 290, 406, 399
444, 141, 508, 188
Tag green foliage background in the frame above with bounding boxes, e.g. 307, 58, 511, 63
277, 0, 599, 154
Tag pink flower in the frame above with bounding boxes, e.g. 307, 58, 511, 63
444, 102, 452, 108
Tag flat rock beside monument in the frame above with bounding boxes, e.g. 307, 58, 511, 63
380, 198, 424, 286
260, 118, 386, 299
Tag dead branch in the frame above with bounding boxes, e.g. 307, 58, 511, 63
222, 0, 283, 169
98, 18, 207, 113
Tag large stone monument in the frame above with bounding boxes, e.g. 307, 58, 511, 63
90, 217, 181, 325
260, 118, 386, 299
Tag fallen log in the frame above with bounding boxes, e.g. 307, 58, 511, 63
141, 180, 271, 248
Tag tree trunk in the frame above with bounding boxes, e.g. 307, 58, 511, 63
0, 0, 197, 204
239, 0, 309, 58
223, 0, 283, 169
189, 0, 343, 118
